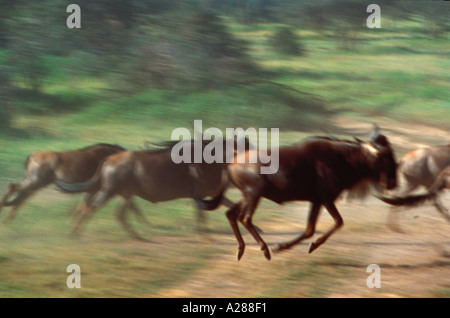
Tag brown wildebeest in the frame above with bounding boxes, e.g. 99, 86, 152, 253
199, 128, 397, 260
377, 165, 450, 225
380, 143, 450, 231
0, 143, 129, 223
54, 138, 253, 240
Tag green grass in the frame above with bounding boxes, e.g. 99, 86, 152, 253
230, 18, 449, 129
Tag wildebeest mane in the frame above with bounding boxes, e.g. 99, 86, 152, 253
80, 143, 126, 152
302, 135, 361, 148
141, 140, 211, 155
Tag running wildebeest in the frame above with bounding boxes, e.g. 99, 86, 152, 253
0, 143, 129, 223
396, 143, 450, 195
377, 165, 450, 225
378, 143, 450, 231
54, 137, 254, 240
199, 127, 397, 260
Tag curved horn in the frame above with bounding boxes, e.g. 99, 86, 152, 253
369, 123, 380, 142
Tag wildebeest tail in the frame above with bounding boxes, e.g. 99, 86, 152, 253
195, 186, 226, 211
54, 171, 101, 193
376, 192, 437, 207
194, 169, 229, 211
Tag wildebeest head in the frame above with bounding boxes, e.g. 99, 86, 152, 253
362, 125, 397, 190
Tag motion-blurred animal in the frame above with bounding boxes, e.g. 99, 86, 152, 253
199, 126, 397, 260
396, 143, 450, 195
378, 165, 450, 226
0, 143, 127, 223
379, 143, 450, 231
55, 138, 253, 240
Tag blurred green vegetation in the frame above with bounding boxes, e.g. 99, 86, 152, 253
268, 26, 306, 56
0, 0, 448, 297
0, 0, 448, 134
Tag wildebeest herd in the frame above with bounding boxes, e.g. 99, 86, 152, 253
0, 125, 449, 260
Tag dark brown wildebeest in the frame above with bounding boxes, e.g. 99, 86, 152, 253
378, 143, 450, 231
54, 138, 253, 239
198, 128, 397, 261
0, 143, 128, 223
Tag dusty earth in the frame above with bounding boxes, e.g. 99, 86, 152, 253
153, 116, 450, 298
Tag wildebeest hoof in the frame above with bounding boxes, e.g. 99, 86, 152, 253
308, 242, 318, 254
237, 247, 245, 261
262, 248, 271, 261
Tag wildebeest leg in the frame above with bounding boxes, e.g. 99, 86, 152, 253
2, 195, 29, 224
386, 181, 419, 233
128, 199, 150, 226
69, 193, 96, 221
189, 174, 206, 232
194, 198, 246, 233
0, 183, 19, 215
1, 180, 43, 224
225, 202, 246, 261
429, 171, 450, 224
273, 202, 321, 253
222, 196, 264, 234
308, 202, 343, 253
68, 202, 82, 218
434, 197, 450, 224
117, 198, 148, 241
238, 195, 270, 260
386, 207, 405, 233
71, 189, 110, 237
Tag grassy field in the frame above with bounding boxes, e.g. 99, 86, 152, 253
0, 15, 448, 298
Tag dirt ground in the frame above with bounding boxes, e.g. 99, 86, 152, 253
153, 117, 450, 298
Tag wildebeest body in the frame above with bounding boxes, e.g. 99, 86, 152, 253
235, 139, 394, 205
99, 150, 224, 203
55, 138, 250, 239
379, 143, 450, 231
201, 131, 397, 261
398, 144, 450, 194
0, 143, 126, 223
